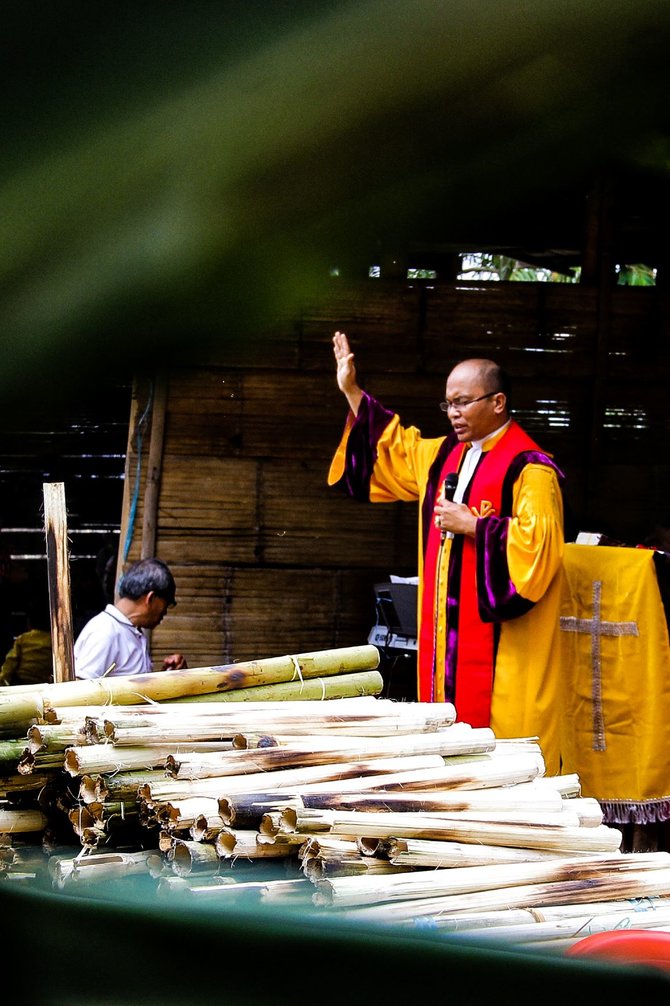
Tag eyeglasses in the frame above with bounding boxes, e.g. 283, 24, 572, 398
439, 391, 499, 413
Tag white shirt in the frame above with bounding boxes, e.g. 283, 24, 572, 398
74, 604, 151, 679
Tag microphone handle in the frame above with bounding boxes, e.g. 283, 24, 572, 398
440, 474, 459, 543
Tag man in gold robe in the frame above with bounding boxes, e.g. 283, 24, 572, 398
328, 331, 565, 771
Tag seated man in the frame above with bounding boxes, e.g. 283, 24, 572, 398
74, 557, 187, 679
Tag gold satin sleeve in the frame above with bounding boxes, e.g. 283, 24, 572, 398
505, 462, 564, 602
328, 408, 444, 505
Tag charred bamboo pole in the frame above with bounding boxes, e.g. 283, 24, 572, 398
78, 770, 165, 804
140, 754, 450, 803
442, 905, 670, 948
221, 752, 546, 799
287, 805, 587, 833
165, 728, 496, 780
300, 785, 566, 815
339, 866, 670, 924
309, 753, 547, 794
0, 772, 53, 797
308, 809, 624, 853
299, 835, 362, 862
313, 853, 670, 909
304, 856, 407, 881
218, 793, 304, 829
423, 896, 670, 933
215, 827, 301, 860
109, 709, 460, 745
386, 838, 610, 869
150, 797, 221, 833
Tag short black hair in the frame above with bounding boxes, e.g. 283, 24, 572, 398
117, 558, 177, 606
480, 361, 512, 408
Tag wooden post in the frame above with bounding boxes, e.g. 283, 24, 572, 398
43, 482, 75, 683
141, 372, 168, 560
116, 378, 142, 592
141, 372, 169, 660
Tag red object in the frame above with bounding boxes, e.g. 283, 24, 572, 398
566, 930, 670, 971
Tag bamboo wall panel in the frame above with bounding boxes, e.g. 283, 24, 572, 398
149, 565, 383, 668
299, 281, 422, 373
221, 568, 371, 661
423, 283, 598, 379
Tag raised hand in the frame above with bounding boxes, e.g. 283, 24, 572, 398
332, 330, 363, 414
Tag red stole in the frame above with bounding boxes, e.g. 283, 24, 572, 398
418, 422, 543, 725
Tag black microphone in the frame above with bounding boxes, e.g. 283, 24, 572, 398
440, 472, 459, 543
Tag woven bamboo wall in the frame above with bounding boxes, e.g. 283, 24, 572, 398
120, 279, 670, 672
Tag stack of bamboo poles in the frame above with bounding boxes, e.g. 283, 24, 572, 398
3, 642, 670, 954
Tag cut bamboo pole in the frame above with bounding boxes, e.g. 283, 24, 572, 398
219, 752, 546, 798
280, 753, 547, 794
304, 857, 407, 881
214, 827, 301, 860
440, 906, 670, 947
27, 723, 90, 753
87, 800, 139, 825
190, 814, 227, 842
0, 773, 53, 797
309, 809, 624, 853
300, 785, 566, 815
312, 853, 670, 908
165, 728, 496, 780
64, 744, 183, 776
290, 806, 586, 832
0, 693, 45, 733
423, 896, 670, 932
17, 751, 66, 775
109, 711, 460, 745
51, 849, 162, 889
76, 695, 390, 726
338, 868, 670, 924
0, 808, 48, 834
168, 838, 221, 877
150, 797, 221, 833
386, 838, 611, 869
561, 797, 604, 827
218, 794, 304, 829
534, 774, 582, 797
79, 770, 165, 804
140, 754, 451, 802
299, 835, 362, 862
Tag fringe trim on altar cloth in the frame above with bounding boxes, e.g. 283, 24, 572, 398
600, 798, 670, 825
